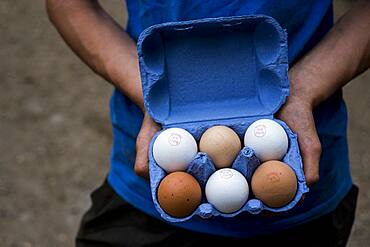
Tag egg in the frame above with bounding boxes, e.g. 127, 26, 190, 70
157, 172, 202, 218
199, 126, 241, 169
244, 119, 288, 162
205, 168, 249, 213
251, 160, 297, 208
153, 128, 198, 173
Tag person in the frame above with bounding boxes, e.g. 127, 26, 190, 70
47, 0, 370, 246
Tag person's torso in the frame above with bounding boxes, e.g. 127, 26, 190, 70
107, 0, 352, 238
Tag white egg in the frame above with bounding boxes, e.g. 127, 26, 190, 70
205, 168, 249, 213
244, 119, 288, 162
153, 128, 198, 173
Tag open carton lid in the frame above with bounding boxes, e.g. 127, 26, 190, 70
138, 15, 289, 126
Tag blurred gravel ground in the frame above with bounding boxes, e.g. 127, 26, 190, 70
0, 1, 368, 246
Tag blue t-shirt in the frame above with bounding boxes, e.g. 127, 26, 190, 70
107, 0, 352, 238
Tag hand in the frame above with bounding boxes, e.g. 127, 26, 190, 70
134, 112, 161, 179
277, 81, 322, 187
276, 0, 370, 188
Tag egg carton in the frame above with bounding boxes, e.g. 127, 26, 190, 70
138, 15, 309, 222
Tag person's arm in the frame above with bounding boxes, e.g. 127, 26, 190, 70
47, 0, 159, 179
278, 0, 370, 185
46, 0, 143, 108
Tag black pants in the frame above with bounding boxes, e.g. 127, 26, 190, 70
76, 180, 358, 247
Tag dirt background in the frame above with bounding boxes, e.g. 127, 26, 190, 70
0, 0, 368, 246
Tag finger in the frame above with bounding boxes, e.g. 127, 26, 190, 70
300, 134, 321, 186
134, 115, 160, 180
277, 101, 322, 187
296, 115, 322, 186
134, 133, 150, 180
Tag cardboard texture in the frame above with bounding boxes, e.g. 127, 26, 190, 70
138, 15, 309, 222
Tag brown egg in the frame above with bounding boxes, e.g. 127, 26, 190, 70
251, 160, 297, 208
157, 172, 202, 217
199, 126, 241, 169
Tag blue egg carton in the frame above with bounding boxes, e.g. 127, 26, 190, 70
138, 15, 309, 222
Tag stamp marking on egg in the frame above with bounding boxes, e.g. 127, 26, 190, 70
267, 172, 280, 183
168, 133, 182, 146
254, 124, 267, 138
220, 169, 233, 179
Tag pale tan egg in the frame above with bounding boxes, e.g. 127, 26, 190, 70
157, 172, 202, 218
199, 126, 241, 169
251, 160, 297, 208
